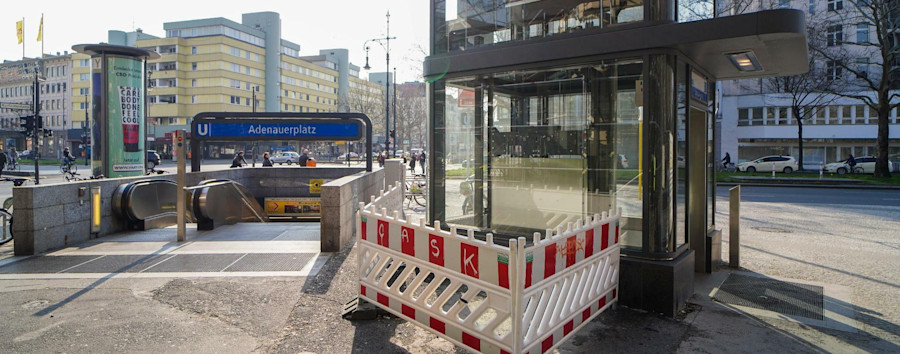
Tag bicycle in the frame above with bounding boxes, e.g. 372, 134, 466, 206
405, 174, 427, 207
7, 159, 17, 171
60, 158, 77, 174
716, 162, 737, 173
0, 197, 13, 245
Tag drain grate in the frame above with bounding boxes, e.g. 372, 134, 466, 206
223, 253, 315, 272
714, 274, 824, 320
0, 255, 101, 274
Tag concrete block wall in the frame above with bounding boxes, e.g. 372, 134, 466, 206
320, 167, 386, 252
12, 166, 368, 255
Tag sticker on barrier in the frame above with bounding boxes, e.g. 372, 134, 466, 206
356, 189, 621, 354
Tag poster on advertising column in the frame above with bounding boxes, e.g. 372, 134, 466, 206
106, 56, 145, 177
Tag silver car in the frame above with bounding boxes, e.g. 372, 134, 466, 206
737, 155, 799, 173
270, 151, 300, 165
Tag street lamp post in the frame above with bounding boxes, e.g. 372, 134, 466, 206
252, 85, 258, 167
363, 11, 396, 157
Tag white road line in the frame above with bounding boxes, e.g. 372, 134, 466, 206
0, 271, 315, 280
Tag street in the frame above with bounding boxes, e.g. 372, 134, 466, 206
719, 185, 900, 206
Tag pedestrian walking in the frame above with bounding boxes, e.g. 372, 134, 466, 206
378, 151, 385, 167
419, 151, 426, 174
262, 152, 273, 167
409, 153, 416, 173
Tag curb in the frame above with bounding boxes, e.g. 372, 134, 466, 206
717, 182, 900, 190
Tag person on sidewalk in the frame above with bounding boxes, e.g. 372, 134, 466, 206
409, 153, 417, 173
418, 151, 426, 175
262, 152, 273, 167
0, 150, 7, 176
298, 149, 310, 166
377, 151, 385, 167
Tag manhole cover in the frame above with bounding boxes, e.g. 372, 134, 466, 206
751, 227, 792, 233
713, 274, 824, 321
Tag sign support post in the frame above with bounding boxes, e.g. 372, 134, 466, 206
175, 129, 186, 242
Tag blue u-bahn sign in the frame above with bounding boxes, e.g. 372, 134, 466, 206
194, 121, 362, 140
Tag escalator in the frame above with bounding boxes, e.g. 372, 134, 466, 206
113, 179, 268, 231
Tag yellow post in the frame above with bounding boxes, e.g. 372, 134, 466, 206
638, 112, 643, 200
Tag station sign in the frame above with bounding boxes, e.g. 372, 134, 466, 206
0, 102, 32, 110
193, 120, 363, 141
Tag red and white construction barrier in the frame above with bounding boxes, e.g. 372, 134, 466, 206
357, 193, 620, 354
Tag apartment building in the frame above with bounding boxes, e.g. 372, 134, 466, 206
719, 0, 900, 167
0, 54, 73, 157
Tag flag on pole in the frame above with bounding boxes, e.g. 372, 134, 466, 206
36, 15, 42, 42
16, 20, 23, 44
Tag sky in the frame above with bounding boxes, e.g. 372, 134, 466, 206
1, 0, 430, 83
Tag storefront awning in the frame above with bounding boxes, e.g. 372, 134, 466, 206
425, 9, 808, 81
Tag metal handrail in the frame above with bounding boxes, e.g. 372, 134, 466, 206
185, 180, 269, 223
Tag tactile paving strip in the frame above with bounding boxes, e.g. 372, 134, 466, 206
713, 274, 824, 321
224, 253, 315, 272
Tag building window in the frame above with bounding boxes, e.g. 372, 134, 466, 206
192, 63, 198, 71
79, 73, 89, 81
855, 57, 869, 78
79, 102, 87, 110
842, 106, 852, 124
191, 46, 198, 54
766, 107, 776, 125
855, 105, 866, 124
828, 0, 843, 11
826, 60, 842, 81
856, 23, 869, 43
779, 0, 791, 8
751, 107, 763, 125
230, 96, 240, 104
827, 25, 843, 46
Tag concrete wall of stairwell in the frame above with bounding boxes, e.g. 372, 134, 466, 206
12, 166, 368, 256
319, 160, 402, 253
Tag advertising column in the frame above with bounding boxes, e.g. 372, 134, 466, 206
106, 56, 145, 177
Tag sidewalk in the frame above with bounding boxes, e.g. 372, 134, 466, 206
0, 176, 897, 352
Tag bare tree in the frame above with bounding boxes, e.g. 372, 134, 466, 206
764, 19, 838, 170
345, 83, 387, 145
813, 0, 899, 177
394, 83, 427, 150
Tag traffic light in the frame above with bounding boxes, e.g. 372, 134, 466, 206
36, 115, 43, 129
19, 115, 34, 136
390, 129, 395, 138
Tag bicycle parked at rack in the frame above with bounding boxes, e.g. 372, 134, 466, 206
405, 173, 427, 207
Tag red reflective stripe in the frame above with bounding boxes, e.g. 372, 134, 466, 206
360, 285, 366, 296
499, 261, 509, 289
401, 226, 415, 256
501, 350, 511, 354
601, 223, 609, 251
377, 220, 389, 248
430, 318, 446, 334
361, 221, 367, 240
582, 308, 591, 322
462, 332, 481, 351
542, 335, 554, 353
565, 236, 576, 268
585, 229, 594, 258
613, 288, 617, 299
429, 234, 444, 267
564, 320, 574, 336
461, 243, 479, 279
402, 304, 415, 319
599, 296, 606, 309
544, 243, 557, 278
377, 293, 389, 307
615, 224, 620, 244
525, 261, 533, 288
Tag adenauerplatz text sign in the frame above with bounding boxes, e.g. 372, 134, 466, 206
193, 120, 363, 141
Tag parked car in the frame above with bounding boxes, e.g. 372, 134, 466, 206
19, 150, 35, 160
270, 151, 301, 165
824, 156, 894, 174
736, 155, 799, 173
147, 150, 161, 168
342, 152, 360, 159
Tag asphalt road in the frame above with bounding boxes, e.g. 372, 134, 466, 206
721, 185, 900, 206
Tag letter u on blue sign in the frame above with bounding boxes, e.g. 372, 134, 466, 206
196, 123, 209, 136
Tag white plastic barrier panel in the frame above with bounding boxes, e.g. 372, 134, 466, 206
357, 193, 620, 354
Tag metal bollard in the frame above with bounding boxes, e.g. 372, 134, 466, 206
729, 185, 740, 268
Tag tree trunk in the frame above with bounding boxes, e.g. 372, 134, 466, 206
875, 105, 892, 178
795, 106, 804, 171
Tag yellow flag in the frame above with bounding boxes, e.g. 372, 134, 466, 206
16, 20, 23, 44
36, 16, 42, 42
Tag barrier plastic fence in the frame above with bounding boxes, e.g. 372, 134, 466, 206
357, 193, 620, 354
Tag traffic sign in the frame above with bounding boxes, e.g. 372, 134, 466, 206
193, 120, 363, 141
0, 102, 32, 110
